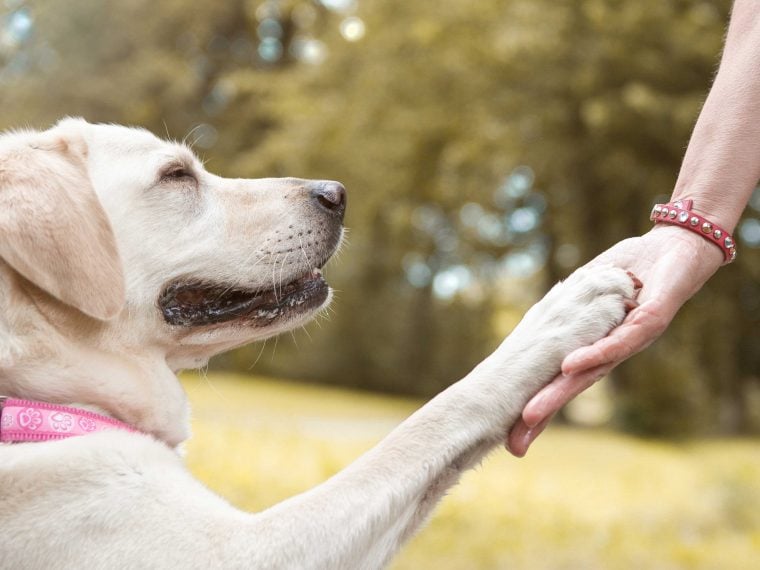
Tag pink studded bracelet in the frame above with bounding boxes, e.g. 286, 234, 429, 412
650, 199, 736, 264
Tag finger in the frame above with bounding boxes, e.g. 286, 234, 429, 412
561, 300, 669, 375
506, 417, 530, 457
521, 363, 614, 427
506, 414, 554, 457
507, 363, 615, 456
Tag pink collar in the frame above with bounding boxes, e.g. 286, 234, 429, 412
0, 397, 138, 443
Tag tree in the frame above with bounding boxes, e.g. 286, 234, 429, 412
229, 0, 759, 433
1, 0, 757, 433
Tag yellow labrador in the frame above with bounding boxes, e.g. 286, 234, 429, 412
0, 119, 636, 569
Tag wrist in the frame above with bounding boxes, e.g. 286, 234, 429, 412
649, 223, 723, 261
669, 190, 743, 232
650, 199, 736, 265
648, 219, 725, 271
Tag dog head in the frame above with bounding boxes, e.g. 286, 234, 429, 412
0, 118, 345, 443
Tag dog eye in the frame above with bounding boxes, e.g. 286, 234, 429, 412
161, 166, 196, 184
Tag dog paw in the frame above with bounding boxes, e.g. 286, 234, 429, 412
463, 265, 638, 429
518, 265, 638, 359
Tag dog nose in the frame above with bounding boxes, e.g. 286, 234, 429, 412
310, 181, 346, 218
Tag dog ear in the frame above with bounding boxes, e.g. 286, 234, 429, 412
0, 125, 126, 320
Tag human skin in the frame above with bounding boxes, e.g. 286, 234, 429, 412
507, 0, 760, 456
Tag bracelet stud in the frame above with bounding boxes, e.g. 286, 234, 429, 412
651, 199, 736, 265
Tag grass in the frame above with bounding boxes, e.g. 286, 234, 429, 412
182, 372, 760, 569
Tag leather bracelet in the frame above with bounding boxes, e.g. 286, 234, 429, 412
650, 199, 736, 264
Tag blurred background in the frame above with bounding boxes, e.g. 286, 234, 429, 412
2, 0, 759, 567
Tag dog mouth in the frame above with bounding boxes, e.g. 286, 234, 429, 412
158, 268, 329, 327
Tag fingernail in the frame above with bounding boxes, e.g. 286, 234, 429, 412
507, 439, 526, 458
562, 357, 578, 376
520, 429, 534, 449
527, 393, 547, 418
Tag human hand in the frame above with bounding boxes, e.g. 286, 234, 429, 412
506, 224, 724, 456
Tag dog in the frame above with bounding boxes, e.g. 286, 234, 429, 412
0, 118, 637, 569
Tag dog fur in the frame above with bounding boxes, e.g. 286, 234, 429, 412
0, 119, 635, 569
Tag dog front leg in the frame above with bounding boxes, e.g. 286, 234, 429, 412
235, 372, 521, 570
225, 265, 635, 569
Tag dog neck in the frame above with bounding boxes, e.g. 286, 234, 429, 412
0, 396, 139, 443
0, 343, 190, 448
0, 274, 191, 447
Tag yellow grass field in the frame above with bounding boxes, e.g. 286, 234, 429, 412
183, 372, 760, 569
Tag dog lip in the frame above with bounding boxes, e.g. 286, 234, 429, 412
158, 268, 328, 327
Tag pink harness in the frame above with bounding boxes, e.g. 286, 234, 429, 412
0, 397, 137, 443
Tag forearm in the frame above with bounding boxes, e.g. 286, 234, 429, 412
672, 0, 760, 230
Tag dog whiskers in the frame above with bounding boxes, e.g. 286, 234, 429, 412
199, 364, 231, 405
270, 254, 281, 303
248, 338, 269, 371
182, 124, 205, 149
299, 324, 313, 342
298, 236, 313, 270
278, 252, 291, 299
271, 334, 279, 362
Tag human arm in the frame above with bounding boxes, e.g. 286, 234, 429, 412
507, 0, 760, 456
